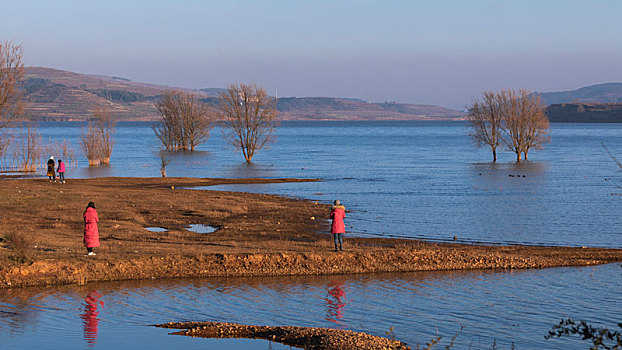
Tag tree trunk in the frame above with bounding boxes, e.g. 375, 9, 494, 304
516, 152, 522, 162
492, 149, 497, 162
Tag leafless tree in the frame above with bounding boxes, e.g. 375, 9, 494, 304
45, 139, 77, 168
467, 91, 503, 162
219, 83, 278, 163
153, 90, 214, 151
498, 89, 550, 161
80, 123, 100, 166
17, 119, 43, 171
0, 40, 25, 160
157, 146, 170, 178
92, 106, 115, 164
468, 89, 550, 162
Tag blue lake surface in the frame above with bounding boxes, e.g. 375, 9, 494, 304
11, 121, 622, 247
1, 121, 621, 349
1, 264, 620, 349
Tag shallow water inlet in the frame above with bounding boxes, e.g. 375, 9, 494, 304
186, 224, 218, 234
144, 227, 168, 232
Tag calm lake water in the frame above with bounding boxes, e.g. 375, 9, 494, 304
12, 121, 622, 247
1, 264, 620, 349
1, 121, 621, 349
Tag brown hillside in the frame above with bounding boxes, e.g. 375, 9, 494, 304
22, 67, 465, 121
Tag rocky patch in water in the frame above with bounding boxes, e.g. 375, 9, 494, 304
157, 321, 409, 350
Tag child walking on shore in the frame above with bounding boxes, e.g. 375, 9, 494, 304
330, 200, 346, 251
57, 159, 66, 183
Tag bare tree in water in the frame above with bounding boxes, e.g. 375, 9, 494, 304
92, 106, 115, 164
467, 91, 503, 162
153, 90, 214, 151
80, 106, 115, 166
17, 117, 43, 171
468, 89, 550, 162
219, 83, 278, 163
0, 40, 25, 161
80, 122, 100, 166
157, 146, 170, 177
498, 89, 549, 161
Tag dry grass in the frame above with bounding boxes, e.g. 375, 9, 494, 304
3, 230, 33, 262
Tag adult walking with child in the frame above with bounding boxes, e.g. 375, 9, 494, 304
46, 156, 56, 182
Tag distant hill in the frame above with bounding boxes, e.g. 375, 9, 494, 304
21, 67, 464, 121
535, 83, 622, 105
275, 97, 462, 121
545, 103, 622, 123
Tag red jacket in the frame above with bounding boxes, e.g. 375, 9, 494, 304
83, 207, 100, 248
58, 161, 65, 173
330, 205, 346, 234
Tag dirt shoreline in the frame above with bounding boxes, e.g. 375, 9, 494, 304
1, 177, 622, 289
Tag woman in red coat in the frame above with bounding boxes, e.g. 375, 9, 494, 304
83, 202, 100, 256
330, 200, 346, 251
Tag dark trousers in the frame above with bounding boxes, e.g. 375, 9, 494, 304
58, 172, 65, 182
333, 233, 343, 250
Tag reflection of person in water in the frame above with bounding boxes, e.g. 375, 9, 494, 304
82, 291, 104, 346
325, 281, 347, 326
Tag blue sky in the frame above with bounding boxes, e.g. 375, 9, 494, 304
2, 0, 622, 109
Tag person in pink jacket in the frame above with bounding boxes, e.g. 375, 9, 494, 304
57, 159, 66, 183
83, 202, 100, 256
330, 199, 346, 251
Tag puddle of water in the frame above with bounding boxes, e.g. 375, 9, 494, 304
145, 227, 168, 232
186, 224, 218, 234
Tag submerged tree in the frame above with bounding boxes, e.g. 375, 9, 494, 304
219, 83, 278, 163
498, 89, 549, 161
80, 106, 116, 166
80, 122, 100, 166
0, 40, 25, 161
467, 91, 503, 162
468, 89, 550, 162
92, 106, 115, 164
157, 146, 170, 178
17, 117, 43, 171
153, 90, 214, 151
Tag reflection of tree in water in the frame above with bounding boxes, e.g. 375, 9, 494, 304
82, 291, 104, 346
324, 281, 348, 327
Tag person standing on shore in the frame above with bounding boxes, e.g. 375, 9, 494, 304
57, 159, 66, 183
330, 200, 346, 251
83, 202, 100, 256
46, 156, 56, 182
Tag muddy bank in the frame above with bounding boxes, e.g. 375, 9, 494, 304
1, 177, 622, 288
157, 321, 409, 350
